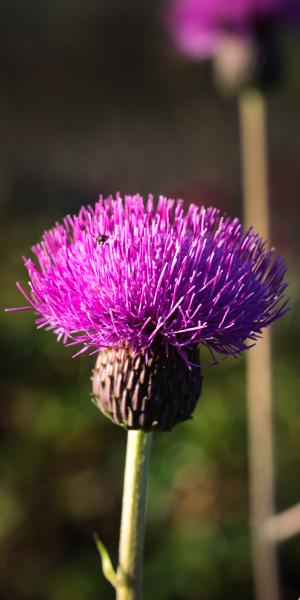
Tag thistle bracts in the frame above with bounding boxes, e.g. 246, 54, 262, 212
92, 346, 202, 431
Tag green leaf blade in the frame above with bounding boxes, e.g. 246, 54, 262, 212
94, 533, 117, 589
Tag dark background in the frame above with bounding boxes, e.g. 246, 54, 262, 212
1, 2, 300, 599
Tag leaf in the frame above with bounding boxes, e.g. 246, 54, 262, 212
94, 533, 117, 589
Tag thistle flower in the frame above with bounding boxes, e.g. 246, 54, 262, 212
167, 0, 300, 59
166, 0, 300, 89
11, 194, 287, 430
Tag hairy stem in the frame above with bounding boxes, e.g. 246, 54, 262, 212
116, 430, 152, 600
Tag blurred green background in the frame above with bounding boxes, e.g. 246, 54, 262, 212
1, 2, 300, 599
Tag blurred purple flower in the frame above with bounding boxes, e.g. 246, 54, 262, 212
167, 0, 300, 59
12, 194, 287, 364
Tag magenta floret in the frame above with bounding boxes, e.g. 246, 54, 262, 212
14, 194, 288, 364
167, 0, 300, 58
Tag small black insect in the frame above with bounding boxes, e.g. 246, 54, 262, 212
96, 235, 110, 245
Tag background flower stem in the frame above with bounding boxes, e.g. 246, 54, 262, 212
116, 430, 153, 600
239, 87, 280, 600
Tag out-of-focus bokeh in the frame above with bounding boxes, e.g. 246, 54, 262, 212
1, 2, 300, 599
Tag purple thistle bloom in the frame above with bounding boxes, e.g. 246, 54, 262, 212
167, 0, 300, 59
11, 194, 288, 366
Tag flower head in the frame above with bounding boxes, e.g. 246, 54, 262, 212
167, 0, 300, 59
14, 194, 287, 366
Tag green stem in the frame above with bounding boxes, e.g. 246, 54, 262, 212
239, 88, 280, 600
239, 88, 269, 241
116, 430, 152, 600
